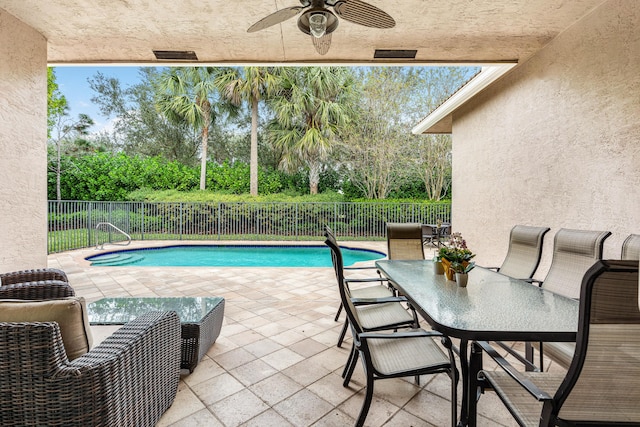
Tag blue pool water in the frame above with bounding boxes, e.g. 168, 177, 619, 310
86, 245, 385, 267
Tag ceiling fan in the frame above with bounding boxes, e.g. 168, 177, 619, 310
247, 0, 395, 55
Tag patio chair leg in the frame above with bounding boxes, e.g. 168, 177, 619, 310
342, 344, 356, 378
355, 372, 375, 427
334, 303, 343, 321
337, 318, 349, 347
343, 349, 359, 387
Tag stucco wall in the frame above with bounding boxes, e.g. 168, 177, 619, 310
451, 0, 640, 279
0, 10, 48, 270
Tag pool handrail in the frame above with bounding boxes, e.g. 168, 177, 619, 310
95, 222, 132, 250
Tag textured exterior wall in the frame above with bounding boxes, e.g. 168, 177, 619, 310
451, 0, 640, 279
0, 11, 48, 270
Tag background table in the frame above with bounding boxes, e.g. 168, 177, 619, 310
88, 296, 225, 372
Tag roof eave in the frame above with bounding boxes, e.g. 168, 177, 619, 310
412, 62, 518, 134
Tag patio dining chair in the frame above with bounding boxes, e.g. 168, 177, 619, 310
488, 225, 550, 280
527, 228, 611, 370
325, 228, 412, 349
329, 233, 459, 427
477, 259, 640, 427
386, 222, 425, 260
622, 233, 640, 260
0, 268, 75, 299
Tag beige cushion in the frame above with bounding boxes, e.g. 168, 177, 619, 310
0, 297, 93, 360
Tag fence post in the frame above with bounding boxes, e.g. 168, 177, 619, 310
87, 202, 92, 248
217, 203, 221, 241
179, 202, 183, 240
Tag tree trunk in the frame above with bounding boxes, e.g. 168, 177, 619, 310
309, 161, 321, 195
199, 102, 211, 191
56, 142, 62, 201
199, 128, 208, 190
250, 97, 258, 196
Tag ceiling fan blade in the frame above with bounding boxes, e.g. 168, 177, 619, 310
247, 6, 304, 33
333, 0, 395, 29
312, 33, 332, 55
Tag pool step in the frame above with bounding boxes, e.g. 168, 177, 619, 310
90, 253, 144, 266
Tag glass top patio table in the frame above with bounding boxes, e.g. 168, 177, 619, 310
375, 260, 578, 342
375, 260, 579, 426
87, 297, 224, 325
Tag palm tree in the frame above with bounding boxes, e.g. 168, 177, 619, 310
156, 67, 230, 190
214, 67, 279, 196
268, 67, 356, 194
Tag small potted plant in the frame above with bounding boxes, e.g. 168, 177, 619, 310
451, 260, 475, 287
439, 232, 475, 282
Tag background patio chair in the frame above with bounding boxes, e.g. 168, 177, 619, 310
325, 228, 412, 349
0, 310, 181, 426
487, 225, 550, 280
387, 222, 425, 260
527, 228, 611, 370
331, 232, 458, 427
622, 233, 640, 260
0, 268, 74, 299
477, 259, 640, 427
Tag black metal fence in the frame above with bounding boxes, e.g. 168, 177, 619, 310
47, 200, 451, 253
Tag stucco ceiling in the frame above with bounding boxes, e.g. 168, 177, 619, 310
0, 0, 605, 65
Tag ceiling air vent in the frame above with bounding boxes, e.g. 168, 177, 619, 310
374, 49, 417, 59
153, 50, 198, 61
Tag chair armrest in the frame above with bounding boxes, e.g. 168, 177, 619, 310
56, 311, 182, 425
351, 296, 408, 305
345, 266, 379, 271
0, 268, 68, 285
0, 280, 75, 299
359, 328, 442, 340
475, 341, 551, 401
344, 277, 389, 284
524, 278, 543, 287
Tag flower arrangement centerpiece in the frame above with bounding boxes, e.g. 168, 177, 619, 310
438, 232, 475, 282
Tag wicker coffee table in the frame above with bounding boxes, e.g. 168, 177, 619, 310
88, 296, 224, 372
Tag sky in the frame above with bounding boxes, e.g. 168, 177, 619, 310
53, 66, 146, 133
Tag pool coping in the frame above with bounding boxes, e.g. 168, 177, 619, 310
64, 240, 391, 268
84, 243, 387, 267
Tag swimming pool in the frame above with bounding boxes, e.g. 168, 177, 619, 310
86, 245, 386, 267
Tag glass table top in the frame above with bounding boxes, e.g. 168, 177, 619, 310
375, 260, 579, 341
87, 297, 224, 325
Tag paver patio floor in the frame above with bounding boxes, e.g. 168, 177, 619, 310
48, 240, 555, 426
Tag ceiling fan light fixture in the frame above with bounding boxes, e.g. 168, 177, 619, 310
309, 13, 327, 38
298, 8, 338, 38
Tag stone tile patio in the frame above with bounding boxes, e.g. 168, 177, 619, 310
48, 240, 559, 426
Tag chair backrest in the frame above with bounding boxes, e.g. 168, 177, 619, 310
386, 222, 424, 260
497, 225, 550, 279
548, 259, 640, 425
324, 229, 364, 335
541, 228, 611, 299
621, 234, 640, 260
325, 226, 342, 280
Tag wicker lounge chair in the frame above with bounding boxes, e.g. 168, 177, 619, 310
386, 222, 425, 260
622, 233, 640, 260
488, 225, 550, 280
0, 268, 75, 299
325, 227, 396, 347
0, 310, 181, 426
328, 233, 458, 427
527, 228, 611, 369
477, 259, 640, 427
